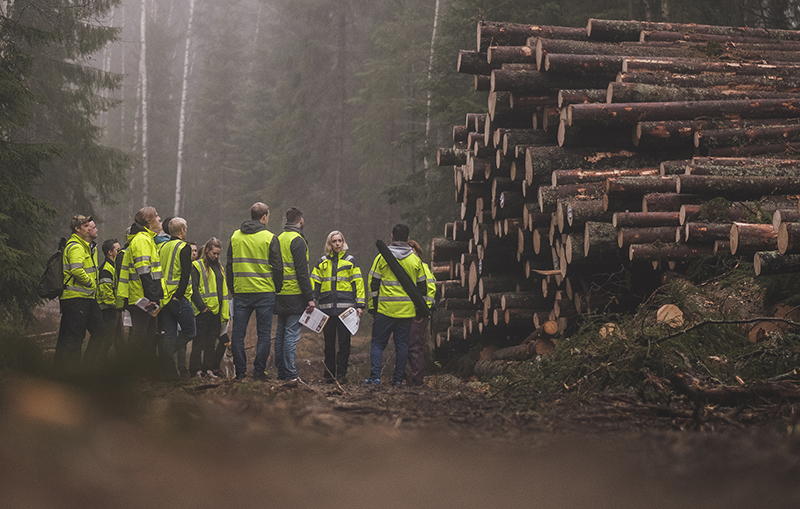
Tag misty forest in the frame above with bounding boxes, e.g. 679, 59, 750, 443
1, 0, 793, 322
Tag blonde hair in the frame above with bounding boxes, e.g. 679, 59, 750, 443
201, 237, 223, 275
407, 239, 424, 258
170, 217, 187, 239
135, 206, 158, 227
324, 230, 349, 256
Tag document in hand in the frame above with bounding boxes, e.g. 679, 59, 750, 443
338, 307, 360, 335
135, 297, 161, 317
300, 307, 329, 333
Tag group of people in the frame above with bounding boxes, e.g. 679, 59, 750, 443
54, 202, 436, 386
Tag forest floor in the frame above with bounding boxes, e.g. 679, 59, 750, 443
2, 303, 800, 507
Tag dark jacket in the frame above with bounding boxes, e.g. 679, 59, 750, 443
274, 224, 314, 315
225, 219, 283, 295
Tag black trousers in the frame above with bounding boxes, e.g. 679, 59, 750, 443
322, 314, 351, 379
189, 311, 225, 374
55, 298, 105, 367
126, 304, 159, 362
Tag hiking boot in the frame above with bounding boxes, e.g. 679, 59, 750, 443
363, 378, 380, 387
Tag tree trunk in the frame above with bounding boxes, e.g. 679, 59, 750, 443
538, 182, 604, 213
478, 21, 588, 51
557, 89, 608, 107
587, 18, 800, 42
501, 128, 550, 155
457, 50, 498, 75
490, 68, 612, 94
509, 93, 557, 111
683, 223, 732, 244
568, 98, 800, 128
437, 147, 468, 166
730, 222, 778, 255
138, 0, 149, 206
629, 243, 714, 261
439, 280, 469, 299
619, 70, 800, 94
642, 192, 703, 212
501, 292, 549, 310
613, 211, 681, 228
431, 238, 469, 262
584, 221, 619, 259
544, 54, 624, 76
696, 125, 800, 150
566, 199, 614, 227
684, 157, 800, 177
754, 250, 800, 275
677, 175, 800, 198
565, 233, 585, 264
486, 45, 536, 65
608, 82, 796, 104
642, 30, 800, 45
618, 227, 679, 248
557, 122, 634, 148
778, 222, 800, 254
552, 168, 658, 186
706, 141, 800, 158
606, 176, 678, 195
534, 38, 709, 70
773, 209, 800, 231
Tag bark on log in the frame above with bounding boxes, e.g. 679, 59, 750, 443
754, 250, 800, 275
551, 167, 658, 186
524, 204, 552, 229
706, 141, 800, 158
475, 75, 491, 91
731, 222, 778, 255
684, 157, 800, 177
533, 38, 707, 70
431, 238, 469, 262
468, 113, 488, 132
440, 280, 469, 299
608, 82, 796, 104
568, 98, 800, 128
437, 147, 468, 167
617, 70, 800, 91
677, 175, 800, 198
557, 121, 634, 149
544, 54, 624, 76
444, 298, 481, 311
679, 205, 701, 225
457, 50, 499, 76
487, 45, 536, 65
606, 176, 678, 195
554, 297, 578, 318
629, 243, 713, 261
587, 18, 800, 42
618, 227, 679, 248
773, 209, 800, 232
683, 222, 732, 244
490, 68, 612, 94
479, 276, 522, 300
477, 21, 588, 51
538, 182, 604, 213
584, 221, 619, 259
557, 88, 608, 108
501, 291, 550, 310
565, 233, 585, 264
642, 30, 800, 45
509, 93, 557, 111
566, 199, 614, 228
778, 222, 800, 255
502, 128, 551, 155
431, 262, 453, 281
613, 211, 681, 228
696, 125, 800, 151
642, 193, 704, 212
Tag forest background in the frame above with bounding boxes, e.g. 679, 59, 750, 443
0, 0, 796, 322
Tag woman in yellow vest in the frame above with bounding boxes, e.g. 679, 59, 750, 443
118, 206, 164, 362
189, 237, 230, 379
310, 231, 365, 383
406, 240, 437, 386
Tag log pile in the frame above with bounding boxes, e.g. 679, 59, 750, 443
432, 18, 800, 360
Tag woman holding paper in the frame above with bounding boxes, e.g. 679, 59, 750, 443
310, 231, 366, 383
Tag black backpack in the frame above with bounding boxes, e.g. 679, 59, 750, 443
37, 238, 68, 299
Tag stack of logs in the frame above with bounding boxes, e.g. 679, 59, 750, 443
431, 18, 800, 372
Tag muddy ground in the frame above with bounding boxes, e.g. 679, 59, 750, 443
3, 308, 800, 508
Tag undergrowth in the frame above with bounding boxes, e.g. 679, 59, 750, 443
486, 257, 800, 404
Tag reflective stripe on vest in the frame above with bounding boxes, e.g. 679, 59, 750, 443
192, 259, 230, 320
230, 229, 275, 293
277, 230, 307, 296
61, 237, 98, 300
160, 239, 192, 301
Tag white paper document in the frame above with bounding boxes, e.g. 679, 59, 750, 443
135, 297, 161, 317
338, 307, 360, 335
300, 307, 329, 333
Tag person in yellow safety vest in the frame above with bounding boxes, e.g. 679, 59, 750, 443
92, 238, 124, 362
364, 224, 435, 387
118, 206, 164, 362
406, 240, 437, 386
225, 202, 284, 381
310, 230, 365, 383
274, 207, 315, 383
189, 237, 229, 380
54, 214, 105, 368
158, 217, 196, 378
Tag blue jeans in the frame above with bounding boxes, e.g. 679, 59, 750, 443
369, 313, 412, 384
161, 297, 196, 370
231, 292, 275, 377
274, 314, 301, 379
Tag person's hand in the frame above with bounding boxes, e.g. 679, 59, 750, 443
145, 301, 158, 312
356, 308, 363, 317
305, 301, 316, 313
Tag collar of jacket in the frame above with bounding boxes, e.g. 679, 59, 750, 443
283, 223, 305, 238
239, 219, 266, 234
328, 250, 347, 260
388, 241, 413, 260
68, 233, 94, 253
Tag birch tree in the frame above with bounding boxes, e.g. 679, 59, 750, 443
174, 0, 196, 216
139, 0, 149, 206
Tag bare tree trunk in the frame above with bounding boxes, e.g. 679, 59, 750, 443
332, 1, 348, 226
174, 0, 196, 217
423, 0, 440, 170
139, 0, 149, 206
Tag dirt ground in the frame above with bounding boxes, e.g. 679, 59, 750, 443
3, 310, 800, 507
